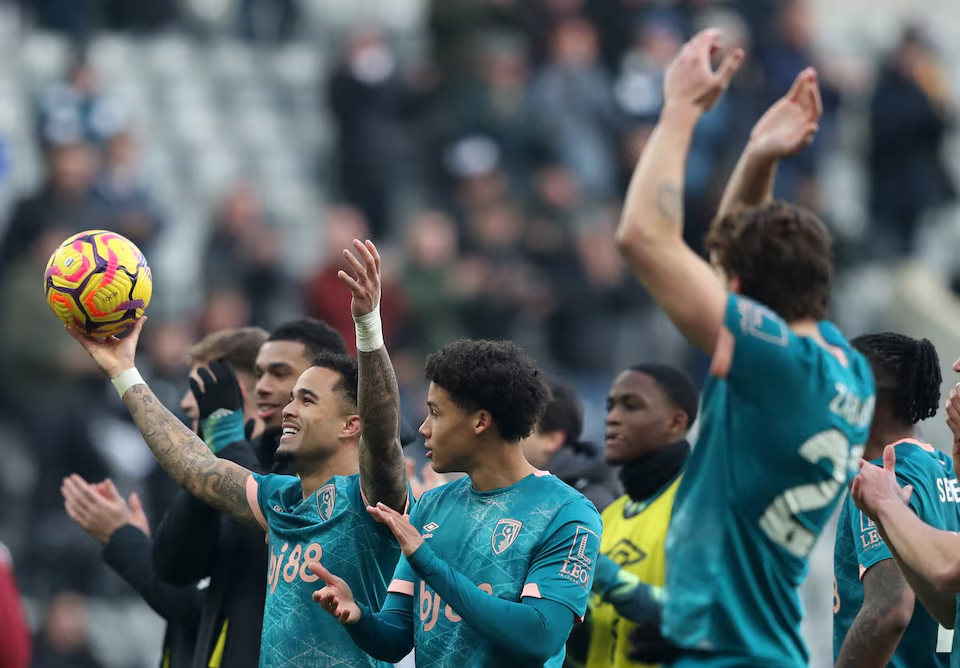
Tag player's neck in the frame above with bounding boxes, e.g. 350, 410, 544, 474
296, 448, 360, 499
865, 425, 916, 461
788, 319, 823, 342
467, 442, 537, 493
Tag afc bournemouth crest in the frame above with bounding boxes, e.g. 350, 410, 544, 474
317, 483, 336, 522
492, 519, 523, 555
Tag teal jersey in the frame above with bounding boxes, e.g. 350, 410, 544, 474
388, 472, 602, 667
662, 295, 875, 667
833, 440, 959, 667
253, 472, 402, 668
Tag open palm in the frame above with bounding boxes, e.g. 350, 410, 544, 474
750, 67, 823, 161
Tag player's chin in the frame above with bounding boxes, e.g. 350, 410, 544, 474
427, 454, 450, 474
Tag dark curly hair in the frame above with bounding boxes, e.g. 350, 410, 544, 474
425, 340, 548, 443
704, 200, 832, 322
269, 318, 348, 357
312, 351, 359, 411
851, 333, 940, 425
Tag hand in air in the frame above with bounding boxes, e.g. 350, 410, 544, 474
62, 475, 148, 543
945, 382, 960, 479
190, 360, 244, 417
309, 562, 361, 624
749, 67, 823, 162
338, 239, 382, 318
663, 28, 744, 115
65, 316, 146, 379
850, 444, 913, 522
367, 502, 424, 557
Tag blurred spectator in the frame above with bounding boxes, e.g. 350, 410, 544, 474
36, 59, 127, 149
0, 541, 30, 668
303, 205, 404, 355
201, 184, 290, 328
92, 131, 164, 258
196, 290, 254, 336
531, 18, 621, 202
238, 0, 299, 43
327, 28, 430, 239
399, 210, 472, 358
30, 591, 105, 668
869, 25, 957, 258
0, 141, 106, 274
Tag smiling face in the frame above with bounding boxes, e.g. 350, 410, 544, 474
418, 383, 487, 474
254, 341, 314, 428
277, 366, 359, 464
604, 370, 688, 466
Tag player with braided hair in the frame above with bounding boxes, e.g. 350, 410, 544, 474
834, 333, 957, 667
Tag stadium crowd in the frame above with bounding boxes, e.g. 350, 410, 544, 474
0, 1, 957, 667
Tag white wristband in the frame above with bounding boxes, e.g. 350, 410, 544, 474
112, 367, 145, 399
354, 305, 384, 353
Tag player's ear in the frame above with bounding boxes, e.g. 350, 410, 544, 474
666, 411, 688, 441
473, 410, 493, 436
729, 275, 742, 294
342, 414, 361, 440
544, 431, 565, 455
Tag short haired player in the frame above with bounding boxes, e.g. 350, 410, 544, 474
614, 29, 875, 666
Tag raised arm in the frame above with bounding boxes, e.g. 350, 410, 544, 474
614, 29, 742, 353
338, 239, 408, 512
66, 320, 261, 529
715, 67, 822, 220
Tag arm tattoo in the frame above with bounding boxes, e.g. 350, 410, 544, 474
123, 385, 259, 528
836, 560, 912, 668
358, 347, 408, 512
654, 182, 683, 223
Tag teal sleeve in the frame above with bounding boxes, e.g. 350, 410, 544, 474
522, 502, 603, 619
346, 592, 415, 663
252, 472, 300, 529
199, 409, 245, 453
723, 295, 802, 392
408, 543, 576, 661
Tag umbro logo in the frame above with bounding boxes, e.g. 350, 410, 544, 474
273, 505, 283, 513
423, 522, 439, 532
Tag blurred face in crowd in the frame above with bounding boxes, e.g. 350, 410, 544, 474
49, 143, 94, 196
407, 212, 458, 268
254, 341, 314, 428
605, 370, 688, 465
520, 428, 564, 470
277, 367, 359, 464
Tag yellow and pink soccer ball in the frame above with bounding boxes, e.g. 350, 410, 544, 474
45, 230, 153, 336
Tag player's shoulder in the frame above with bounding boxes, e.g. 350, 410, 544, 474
534, 473, 602, 526
255, 472, 302, 500
889, 441, 952, 478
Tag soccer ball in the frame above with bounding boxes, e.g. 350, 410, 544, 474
44, 230, 153, 336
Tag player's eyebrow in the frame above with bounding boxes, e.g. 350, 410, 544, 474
295, 387, 319, 401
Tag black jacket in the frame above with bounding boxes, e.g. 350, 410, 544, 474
547, 441, 622, 513
101, 524, 201, 668
153, 441, 267, 668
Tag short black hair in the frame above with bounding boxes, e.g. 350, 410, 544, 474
538, 378, 583, 446
851, 333, 940, 425
629, 364, 699, 427
425, 339, 547, 443
270, 318, 347, 357
312, 351, 359, 410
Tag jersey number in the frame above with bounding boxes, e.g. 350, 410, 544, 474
759, 430, 861, 558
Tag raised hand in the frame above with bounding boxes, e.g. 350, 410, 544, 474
367, 502, 424, 557
850, 445, 910, 522
65, 316, 146, 379
309, 562, 362, 624
338, 239, 382, 318
748, 67, 823, 162
663, 28, 744, 115
62, 475, 134, 544
946, 383, 960, 479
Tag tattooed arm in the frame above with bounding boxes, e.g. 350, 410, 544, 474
123, 385, 261, 529
835, 560, 914, 668
615, 30, 741, 353
357, 347, 408, 512
340, 238, 408, 513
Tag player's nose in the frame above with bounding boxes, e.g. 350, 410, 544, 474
281, 399, 297, 419
953, 357, 960, 373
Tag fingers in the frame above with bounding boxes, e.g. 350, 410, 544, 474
342, 247, 366, 277
188, 376, 203, 402
307, 562, 340, 586
365, 239, 380, 273
882, 443, 897, 473
129, 492, 143, 514
196, 366, 215, 392
102, 479, 122, 502
336, 270, 361, 292
715, 47, 745, 87
900, 484, 914, 503
353, 238, 377, 274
